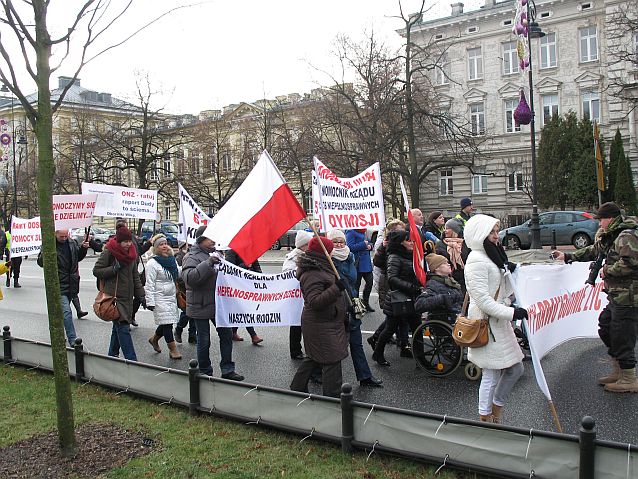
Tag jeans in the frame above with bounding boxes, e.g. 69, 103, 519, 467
155, 324, 175, 343
478, 363, 524, 415
176, 311, 196, 339
194, 318, 235, 376
60, 295, 77, 346
374, 313, 420, 358
599, 303, 638, 369
108, 321, 137, 361
349, 317, 372, 381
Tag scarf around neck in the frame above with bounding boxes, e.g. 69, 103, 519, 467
106, 237, 138, 265
483, 238, 509, 270
152, 254, 178, 281
331, 245, 351, 262
443, 237, 464, 269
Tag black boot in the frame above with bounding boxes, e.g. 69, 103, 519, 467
5, 275, 10, 287
363, 300, 375, 312
174, 327, 183, 343
13, 279, 21, 288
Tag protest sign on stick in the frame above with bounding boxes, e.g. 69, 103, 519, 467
52, 194, 97, 230
177, 183, 211, 245
9, 215, 42, 258
81, 183, 157, 220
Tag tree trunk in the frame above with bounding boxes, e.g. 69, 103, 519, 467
403, 20, 420, 208
33, 0, 76, 457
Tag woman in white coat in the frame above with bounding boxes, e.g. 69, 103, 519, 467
145, 236, 182, 359
464, 214, 528, 423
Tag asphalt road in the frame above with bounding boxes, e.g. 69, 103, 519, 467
1, 250, 637, 444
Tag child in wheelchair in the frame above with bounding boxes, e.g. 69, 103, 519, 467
415, 254, 464, 321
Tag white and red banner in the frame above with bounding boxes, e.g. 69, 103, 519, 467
81, 182, 157, 220
399, 176, 426, 286
52, 194, 97, 230
9, 215, 41, 258
177, 183, 211, 245
312, 158, 385, 232
215, 260, 303, 327
203, 150, 306, 265
509, 262, 605, 399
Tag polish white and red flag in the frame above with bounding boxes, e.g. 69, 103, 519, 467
202, 150, 306, 265
399, 176, 426, 287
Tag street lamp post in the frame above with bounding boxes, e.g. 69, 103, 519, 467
526, 0, 545, 250
1, 85, 27, 218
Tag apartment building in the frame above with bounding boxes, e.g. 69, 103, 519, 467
408, 0, 636, 224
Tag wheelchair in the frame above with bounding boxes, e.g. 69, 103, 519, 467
411, 317, 482, 381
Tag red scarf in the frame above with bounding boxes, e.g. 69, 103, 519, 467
105, 237, 138, 264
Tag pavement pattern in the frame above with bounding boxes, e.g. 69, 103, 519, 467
1, 249, 637, 444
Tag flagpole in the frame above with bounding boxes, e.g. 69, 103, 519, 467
548, 400, 563, 433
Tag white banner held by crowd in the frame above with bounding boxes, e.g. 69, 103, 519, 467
81, 182, 157, 220
177, 183, 211, 245
312, 158, 385, 232
9, 215, 42, 258
509, 263, 605, 400
52, 194, 97, 230
215, 260, 303, 327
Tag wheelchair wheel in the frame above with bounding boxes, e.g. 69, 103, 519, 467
412, 320, 463, 377
464, 362, 482, 381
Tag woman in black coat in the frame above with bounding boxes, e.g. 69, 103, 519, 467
372, 230, 423, 366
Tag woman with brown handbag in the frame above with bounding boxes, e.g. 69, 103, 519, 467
463, 215, 527, 423
93, 226, 145, 361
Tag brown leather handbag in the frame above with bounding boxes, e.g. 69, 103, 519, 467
176, 278, 187, 311
93, 276, 120, 322
452, 288, 498, 348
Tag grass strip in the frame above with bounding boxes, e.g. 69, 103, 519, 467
0, 364, 492, 478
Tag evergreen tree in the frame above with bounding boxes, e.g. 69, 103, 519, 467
607, 129, 624, 201
614, 153, 638, 215
538, 114, 571, 209
568, 117, 599, 210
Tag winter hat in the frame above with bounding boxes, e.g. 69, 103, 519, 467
460, 198, 473, 210
425, 253, 448, 272
195, 225, 209, 244
594, 202, 621, 219
115, 226, 133, 243
295, 230, 313, 249
153, 236, 168, 249
387, 229, 410, 244
445, 218, 464, 236
428, 211, 443, 223
308, 235, 334, 255
326, 229, 346, 243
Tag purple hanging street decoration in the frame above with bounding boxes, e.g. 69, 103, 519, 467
514, 90, 533, 126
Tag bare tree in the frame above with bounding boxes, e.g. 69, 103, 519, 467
0, 0, 193, 456
605, 2, 638, 113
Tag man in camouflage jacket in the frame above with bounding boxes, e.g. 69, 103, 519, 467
553, 202, 638, 393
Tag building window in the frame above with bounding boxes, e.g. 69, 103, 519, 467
163, 156, 171, 178
222, 153, 232, 172
439, 169, 453, 196
504, 99, 521, 133
470, 102, 485, 136
472, 174, 488, 194
579, 26, 598, 62
149, 163, 158, 181
502, 42, 519, 75
468, 47, 483, 80
164, 201, 171, 221
582, 91, 600, 123
190, 155, 201, 175
540, 33, 557, 69
508, 171, 524, 192
434, 57, 450, 85
541, 94, 560, 125
634, 33, 638, 66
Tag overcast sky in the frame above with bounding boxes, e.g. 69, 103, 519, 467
12, 0, 483, 115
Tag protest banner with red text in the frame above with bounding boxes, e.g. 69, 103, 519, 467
215, 260, 303, 327
312, 158, 385, 232
9, 215, 42, 258
81, 182, 157, 220
177, 183, 211, 245
52, 194, 97, 230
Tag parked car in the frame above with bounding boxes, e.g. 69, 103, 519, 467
271, 220, 309, 250
70, 228, 93, 245
499, 211, 599, 250
91, 227, 114, 247
140, 221, 180, 247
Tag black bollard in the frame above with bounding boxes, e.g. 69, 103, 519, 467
340, 383, 354, 454
73, 338, 85, 382
551, 230, 557, 249
188, 359, 200, 416
579, 416, 596, 479
3, 325, 11, 363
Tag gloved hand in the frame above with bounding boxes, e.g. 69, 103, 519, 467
513, 307, 528, 320
147, 305, 155, 312
506, 261, 517, 273
112, 260, 122, 273
412, 285, 423, 295
335, 279, 346, 291
209, 255, 221, 266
